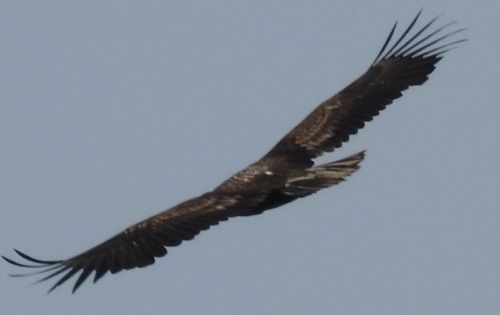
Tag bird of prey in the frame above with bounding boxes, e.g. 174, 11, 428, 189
3, 10, 465, 293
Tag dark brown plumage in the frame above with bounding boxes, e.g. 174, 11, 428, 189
3, 10, 465, 293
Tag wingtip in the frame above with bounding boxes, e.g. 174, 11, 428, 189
2, 252, 38, 268
13, 249, 62, 265
2, 248, 22, 261
47, 285, 58, 294
416, 8, 424, 18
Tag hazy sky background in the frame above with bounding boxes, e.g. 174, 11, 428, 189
1, 1, 498, 314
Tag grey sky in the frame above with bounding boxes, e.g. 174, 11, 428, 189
1, 1, 499, 314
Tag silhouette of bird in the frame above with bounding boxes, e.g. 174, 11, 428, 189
3, 10, 465, 293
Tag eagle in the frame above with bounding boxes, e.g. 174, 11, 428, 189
3, 10, 465, 293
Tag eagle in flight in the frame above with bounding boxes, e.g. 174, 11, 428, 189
3, 10, 465, 293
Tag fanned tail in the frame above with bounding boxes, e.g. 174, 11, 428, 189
285, 151, 365, 196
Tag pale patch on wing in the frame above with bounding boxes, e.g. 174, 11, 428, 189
294, 105, 338, 151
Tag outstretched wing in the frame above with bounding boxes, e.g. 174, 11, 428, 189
2, 192, 265, 293
265, 10, 465, 163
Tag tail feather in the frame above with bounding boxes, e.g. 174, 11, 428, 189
285, 150, 365, 197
